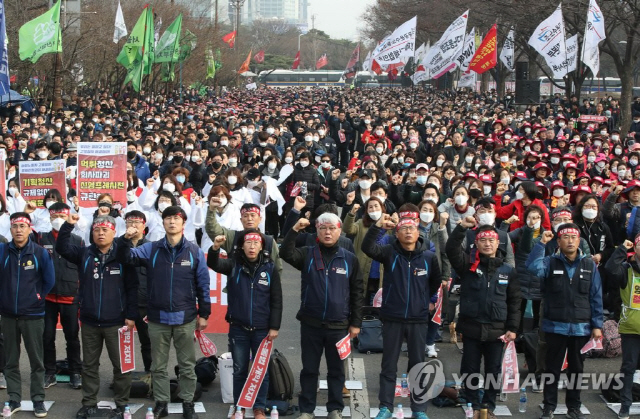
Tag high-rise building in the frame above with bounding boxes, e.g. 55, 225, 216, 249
226, 0, 307, 26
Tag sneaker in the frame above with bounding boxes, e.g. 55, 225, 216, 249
70, 373, 82, 389
426, 344, 437, 358
44, 374, 57, 389
342, 385, 350, 398
110, 405, 127, 419
6, 401, 21, 415
375, 407, 392, 419
411, 412, 428, 419
532, 375, 544, 393
297, 414, 315, 419
566, 408, 586, 419
0, 373, 6, 389
33, 401, 47, 418
253, 408, 267, 419
76, 405, 98, 419
182, 402, 198, 419
327, 410, 343, 419
153, 401, 169, 418
618, 406, 630, 419
540, 406, 554, 419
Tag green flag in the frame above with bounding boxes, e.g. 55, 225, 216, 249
206, 49, 215, 79
116, 6, 148, 68
155, 14, 182, 64
161, 63, 175, 82
214, 48, 222, 70
179, 29, 197, 62
142, 9, 154, 75
18, 0, 62, 63
124, 57, 143, 92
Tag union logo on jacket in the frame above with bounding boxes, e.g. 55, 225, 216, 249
0, 239, 55, 317
298, 246, 356, 323
227, 258, 275, 330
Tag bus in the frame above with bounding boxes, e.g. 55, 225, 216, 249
539, 76, 624, 96
257, 70, 345, 88
351, 71, 404, 88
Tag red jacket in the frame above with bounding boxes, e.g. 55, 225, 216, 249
494, 197, 551, 231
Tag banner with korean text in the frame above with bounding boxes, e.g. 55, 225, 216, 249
19, 160, 66, 208
424, 10, 469, 79
77, 143, 127, 208
371, 16, 416, 67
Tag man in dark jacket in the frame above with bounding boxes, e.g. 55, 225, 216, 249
292, 152, 321, 212
118, 206, 210, 419
527, 225, 603, 419
40, 203, 83, 390
328, 110, 353, 168
362, 213, 441, 419
0, 213, 55, 418
56, 214, 138, 419
208, 229, 282, 419
281, 213, 364, 419
446, 217, 521, 418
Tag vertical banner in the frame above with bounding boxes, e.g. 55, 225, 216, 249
371, 16, 416, 67
501, 340, 520, 393
431, 287, 444, 325
500, 28, 515, 72
528, 4, 569, 79
205, 250, 229, 334
237, 337, 273, 409
194, 330, 217, 357
424, 10, 469, 78
77, 143, 127, 208
469, 24, 498, 74
19, 160, 67, 208
0, 149, 6, 202
118, 326, 135, 373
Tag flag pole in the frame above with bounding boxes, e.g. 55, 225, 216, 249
138, 7, 148, 98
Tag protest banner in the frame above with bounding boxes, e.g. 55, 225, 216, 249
118, 326, 135, 373
237, 337, 273, 409
77, 143, 127, 208
19, 160, 67, 208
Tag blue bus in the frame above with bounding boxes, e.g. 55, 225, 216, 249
257, 70, 345, 88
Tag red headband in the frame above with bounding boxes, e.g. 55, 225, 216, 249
244, 233, 263, 243
396, 218, 418, 231
634, 235, 640, 247
398, 211, 419, 220
11, 217, 31, 227
49, 209, 70, 216
476, 230, 499, 241
93, 221, 116, 231
241, 206, 261, 216
558, 227, 580, 237
552, 210, 572, 220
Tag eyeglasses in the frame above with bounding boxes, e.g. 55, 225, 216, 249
397, 226, 417, 232
317, 225, 339, 232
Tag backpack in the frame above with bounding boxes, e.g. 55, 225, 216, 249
601, 381, 640, 403
170, 379, 203, 402
194, 356, 218, 386
599, 319, 622, 358
268, 349, 295, 401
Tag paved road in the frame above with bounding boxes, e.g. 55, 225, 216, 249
11, 262, 625, 418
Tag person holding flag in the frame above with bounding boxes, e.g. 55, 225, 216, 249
527, 225, 603, 419
207, 230, 282, 419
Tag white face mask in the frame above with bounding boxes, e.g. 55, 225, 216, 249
321, 162, 331, 169
300, 160, 309, 168
268, 162, 277, 170
284, 157, 293, 164
528, 220, 541, 229
143, 147, 152, 154
318, 130, 325, 136
220, 140, 229, 147
364, 119, 371, 125
375, 130, 383, 136
631, 159, 639, 166
45, 200, 55, 209
588, 156, 596, 163
37, 151, 49, 159
228, 158, 238, 167
500, 156, 509, 163
126, 190, 137, 202
420, 211, 435, 223
158, 202, 170, 212
163, 183, 176, 193
266, 128, 275, 135
247, 179, 260, 188
552, 189, 564, 198
304, 136, 313, 142
8, 187, 18, 197
51, 218, 65, 231
376, 147, 384, 154
500, 177, 510, 185
483, 185, 492, 195
582, 208, 598, 220
359, 180, 372, 190
368, 211, 382, 221
576, 147, 584, 154
465, 156, 474, 164
227, 175, 238, 185
477, 212, 496, 226
550, 157, 560, 165
454, 195, 468, 206
515, 191, 524, 200
410, 142, 418, 149
618, 169, 627, 177
436, 159, 445, 167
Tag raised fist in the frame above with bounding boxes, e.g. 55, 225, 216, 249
541, 230, 555, 244
124, 226, 138, 239
346, 191, 356, 205
459, 216, 477, 229
331, 169, 341, 181
293, 196, 307, 211
350, 203, 361, 215
293, 218, 310, 232
623, 240, 634, 250
68, 214, 80, 225
212, 235, 226, 250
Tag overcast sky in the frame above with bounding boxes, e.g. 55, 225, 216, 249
307, 0, 376, 41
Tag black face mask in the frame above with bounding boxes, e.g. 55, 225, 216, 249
212, 161, 222, 169
127, 150, 136, 160
469, 188, 482, 199
173, 155, 184, 164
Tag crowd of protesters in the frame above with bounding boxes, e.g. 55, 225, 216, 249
0, 86, 640, 419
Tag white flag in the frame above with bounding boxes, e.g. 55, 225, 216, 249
455, 28, 476, 73
581, 0, 605, 76
500, 28, 515, 72
113, 0, 127, 44
566, 34, 578, 73
412, 42, 431, 84
528, 4, 569, 79
424, 10, 469, 79
371, 16, 416, 66
362, 50, 372, 72
458, 71, 476, 89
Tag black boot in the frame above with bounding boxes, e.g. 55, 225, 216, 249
182, 402, 198, 419
153, 402, 168, 418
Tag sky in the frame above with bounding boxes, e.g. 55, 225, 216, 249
307, 0, 376, 41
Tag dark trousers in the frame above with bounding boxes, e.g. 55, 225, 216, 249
2, 317, 45, 403
229, 325, 269, 410
542, 333, 589, 410
460, 337, 504, 411
620, 334, 640, 409
336, 143, 350, 168
43, 300, 81, 375
518, 299, 541, 334
299, 323, 346, 414
81, 324, 131, 407
426, 317, 440, 346
136, 307, 151, 372
379, 321, 428, 412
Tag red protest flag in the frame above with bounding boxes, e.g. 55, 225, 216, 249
238, 50, 252, 74
371, 59, 382, 75
344, 44, 360, 78
253, 50, 265, 63
291, 50, 301, 69
222, 30, 237, 48
469, 24, 498, 74
316, 53, 328, 70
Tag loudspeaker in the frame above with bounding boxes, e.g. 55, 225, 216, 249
515, 81, 540, 104
516, 62, 529, 80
